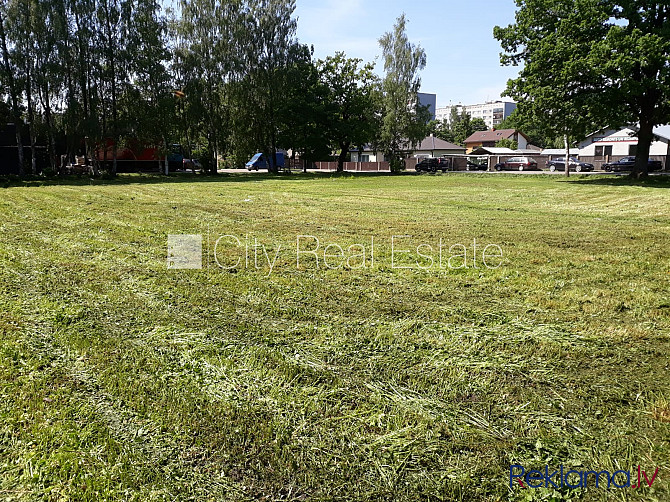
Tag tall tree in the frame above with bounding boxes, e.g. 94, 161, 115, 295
278, 44, 330, 171
319, 52, 380, 172
597, 2, 670, 176
377, 14, 429, 172
495, 0, 670, 178
0, 1, 24, 175
237, 0, 299, 173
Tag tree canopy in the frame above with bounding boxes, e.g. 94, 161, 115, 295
378, 14, 429, 172
495, 1, 670, 177
0, 2, 430, 175
428, 108, 488, 147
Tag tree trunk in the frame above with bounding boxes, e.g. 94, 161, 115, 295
337, 142, 350, 172
0, 9, 24, 175
633, 119, 653, 179
163, 136, 169, 175
40, 81, 58, 172
26, 60, 37, 175
563, 133, 570, 178
103, 0, 118, 176
270, 128, 279, 174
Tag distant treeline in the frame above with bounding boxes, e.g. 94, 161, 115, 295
0, 0, 429, 175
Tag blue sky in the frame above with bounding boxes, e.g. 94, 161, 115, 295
294, 0, 521, 108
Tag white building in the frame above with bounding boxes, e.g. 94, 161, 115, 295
577, 126, 670, 168
435, 101, 517, 129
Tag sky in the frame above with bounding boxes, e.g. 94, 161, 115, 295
294, 0, 522, 109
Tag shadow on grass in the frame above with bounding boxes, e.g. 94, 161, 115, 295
0, 170, 405, 188
564, 173, 670, 189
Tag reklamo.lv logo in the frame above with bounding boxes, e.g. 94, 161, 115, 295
510, 465, 660, 489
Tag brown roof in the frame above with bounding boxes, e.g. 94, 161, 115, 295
411, 136, 464, 151
464, 129, 528, 144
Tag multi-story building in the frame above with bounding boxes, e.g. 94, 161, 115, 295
435, 100, 517, 129
418, 93, 437, 121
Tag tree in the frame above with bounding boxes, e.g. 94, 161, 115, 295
596, 2, 670, 177
318, 52, 380, 172
0, 2, 24, 175
497, 109, 558, 149
378, 14, 429, 172
495, 138, 518, 150
495, 1, 670, 178
233, 0, 300, 173
128, 0, 173, 174
450, 112, 487, 147
278, 45, 330, 171
432, 108, 487, 146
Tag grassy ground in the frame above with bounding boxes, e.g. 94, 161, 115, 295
0, 172, 668, 501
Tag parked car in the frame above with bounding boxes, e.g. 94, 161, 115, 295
546, 157, 594, 172
494, 157, 539, 171
466, 160, 488, 171
415, 157, 451, 173
602, 156, 663, 172
182, 158, 202, 172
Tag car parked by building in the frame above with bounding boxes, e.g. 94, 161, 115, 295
602, 156, 663, 172
415, 157, 452, 173
546, 157, 594, 172
466, 160, 488, 171
494, 156, 539, 171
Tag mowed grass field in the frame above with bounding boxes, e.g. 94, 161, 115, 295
0, 172, 669, 501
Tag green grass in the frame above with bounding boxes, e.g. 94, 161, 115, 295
0, 172, 668, 501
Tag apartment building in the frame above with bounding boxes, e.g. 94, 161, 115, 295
418, 93, 437, 121
435, 100, 517, 129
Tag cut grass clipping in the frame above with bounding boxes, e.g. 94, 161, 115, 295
0, 172, 668, 501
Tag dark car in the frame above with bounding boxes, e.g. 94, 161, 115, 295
466, 160, 488, 171
546, 157, 594, 172
494, 156, 539, 171
415, 157, 451, 173
602, 156, 663, 172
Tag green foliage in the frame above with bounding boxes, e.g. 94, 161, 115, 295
497, 109, 555, 148
432, 108, 488, 146
278, 45, 331, 168
494, 0, 605, 170
318, 53, 381, 171
495, 1, 670, 177
378, 14, 429, 172
495, 138, 518, 150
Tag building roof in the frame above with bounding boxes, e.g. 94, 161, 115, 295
351, 136, 465, 153
581, 125, 670, 144
413, 135, 464, 151
464, 129, 528, 144
469, 147, 518, 155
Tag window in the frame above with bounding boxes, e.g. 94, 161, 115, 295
360, 154, 370, 162
604, 145, 612, 157
629, 145, 637, 156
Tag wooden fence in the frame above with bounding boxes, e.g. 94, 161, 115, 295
294, 161, 391, 172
